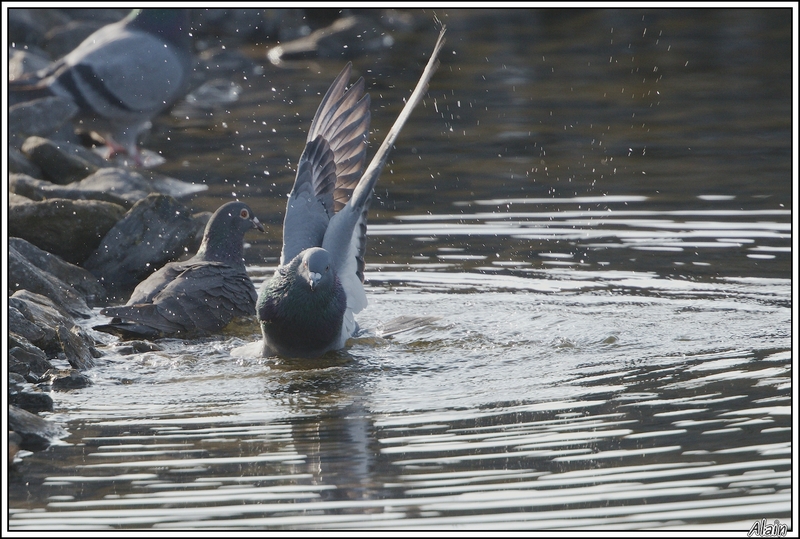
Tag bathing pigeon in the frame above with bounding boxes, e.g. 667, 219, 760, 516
251, 27, 446, 359
10, 9, 193, 165
94, 201, 264, 339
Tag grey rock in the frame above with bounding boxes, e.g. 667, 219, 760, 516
9, 431, 23, 465
9, 332, 53, 382
11, 168, 206, 208
113, 340, 163, 355
84, 194, 203, 296
8, 167, 150, 208
57, 324, 96, 370
9, 96, 77, 146
8, 49, 52, 81
74, 168, 152, 206
9, 192, 35, 206
10, 237, 105, 302
9, 242, 92, 317
9, 290, 97, 367
10, 372, 28, 387
8, 146, 44, 178
148, 173, 209, 198
10, 386, 54, 414
21, 136, 106, 185
8, 197, 126, 264
9, 173, 58, 200
9, 290, 71, 349
52, 371, 93, 391
8, 305, 48, 346
8, 405, 67, 452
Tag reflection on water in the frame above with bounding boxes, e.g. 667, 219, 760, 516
8, 8, 792, 531
9, 275, 791, 530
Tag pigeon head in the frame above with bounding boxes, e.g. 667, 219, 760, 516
300, 248, 334, 292
197, 201, 264, 263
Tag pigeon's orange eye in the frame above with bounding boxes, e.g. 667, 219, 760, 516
240, 209, 249, 219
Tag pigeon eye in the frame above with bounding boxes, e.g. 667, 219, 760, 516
240, 209, 249, 219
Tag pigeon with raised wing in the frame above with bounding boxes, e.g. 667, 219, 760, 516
248, 27, 446, 359
10, 9, 193, 164
94, 201, 264, 339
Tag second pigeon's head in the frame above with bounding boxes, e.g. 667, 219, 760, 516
199, 201, 264, 263
300, 248, 334, 292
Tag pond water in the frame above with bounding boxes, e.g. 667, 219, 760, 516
8, 8, 794, 531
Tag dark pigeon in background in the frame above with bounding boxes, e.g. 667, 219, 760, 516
235, 27, 446, 359
94, 201, 264, 339
10, 9, 193, 165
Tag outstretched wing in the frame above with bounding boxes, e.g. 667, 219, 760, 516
323, 26, 447, 315
280, 63, 370, 265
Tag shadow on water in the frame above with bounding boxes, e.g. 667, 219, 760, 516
8, 8, 793, 531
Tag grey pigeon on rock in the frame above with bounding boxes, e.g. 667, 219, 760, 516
240, 27, 446, 359
10, 9, 193, 165
94, 201, 264, 339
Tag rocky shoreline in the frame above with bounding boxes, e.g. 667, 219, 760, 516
7, 7, 427, 463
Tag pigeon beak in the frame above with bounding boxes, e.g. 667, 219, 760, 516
251, 217, 265, 232
308, 271, 321, 291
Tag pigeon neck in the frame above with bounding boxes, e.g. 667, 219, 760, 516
197, 234, 244, 265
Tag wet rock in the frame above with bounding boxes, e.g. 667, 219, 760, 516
21, 136, 106, 185
8, 197, 126, 264
9, 192, 34, 206
9, 290, 97, 369
9, 97, 78, 147
9, 333, 53, 382
9, 146, 44, 178
148, 173, 209, 198
9, 290, 72, 348
113, 340, 163, 355
52, 371, 93, 391
9, 237, 106, 303
8, 305, 48, 347
10, 385, 54, 414
74, 168, 153, 206
9, 243, 91, 318
9, 372, 29, 389
11, 169, 207, 208
8, 48, 52, 81
267, 15, 394, 64
8, 406, 67, 453
10, 169, 150, 208
57, 324, 96, 370
9, 431, 23, 465
84, 194, 204, 297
